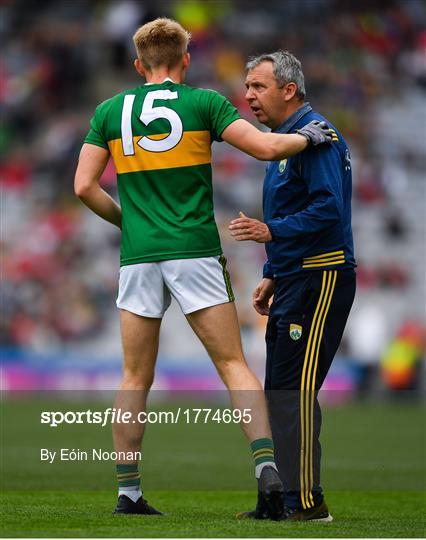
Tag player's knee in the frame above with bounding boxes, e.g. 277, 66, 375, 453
122, 366, 154, 390
215, 357, 247, 383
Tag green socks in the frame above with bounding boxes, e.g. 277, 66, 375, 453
251, 438, 277, 478
116, 463, 142, 503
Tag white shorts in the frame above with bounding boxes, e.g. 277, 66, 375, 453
116, 256, 234, 318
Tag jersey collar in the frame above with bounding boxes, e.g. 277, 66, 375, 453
145, 77, 175, 86
273, 102, 312, 134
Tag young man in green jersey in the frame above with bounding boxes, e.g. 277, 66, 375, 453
74, 18, 332, 516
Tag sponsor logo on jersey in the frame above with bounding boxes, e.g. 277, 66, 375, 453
290, 323, 302, 341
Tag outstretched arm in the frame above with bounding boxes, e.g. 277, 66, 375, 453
74, 143, 122, 229
221, 119, 331, 161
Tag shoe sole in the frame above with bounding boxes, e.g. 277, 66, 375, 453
113, 508, 164, 515
309, 513, 333, 523
235, 512, 251, 519
287, 513, 333, 523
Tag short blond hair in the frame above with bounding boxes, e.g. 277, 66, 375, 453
133, 18, 191, 70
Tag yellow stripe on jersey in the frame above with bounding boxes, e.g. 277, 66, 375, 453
108, 130, 211, 174
329, 129, 339, 141
303, 250, 344, 261
302, 250, 345, 269
303, 255, 345, 264
302, 260, 345, 268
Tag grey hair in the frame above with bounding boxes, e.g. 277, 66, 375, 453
246, 50, 306, 99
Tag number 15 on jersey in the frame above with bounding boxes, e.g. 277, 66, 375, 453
121, 90, 183, 156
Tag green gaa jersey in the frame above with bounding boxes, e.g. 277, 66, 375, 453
84, 80, 240, 266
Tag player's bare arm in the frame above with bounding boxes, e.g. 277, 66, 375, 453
221, 118, 332, 161
74, 143, 122, 229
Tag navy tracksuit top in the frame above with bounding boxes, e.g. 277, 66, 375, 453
262, 103, 356, 279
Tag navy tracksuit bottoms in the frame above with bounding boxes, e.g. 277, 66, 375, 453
264, 268, 356, 510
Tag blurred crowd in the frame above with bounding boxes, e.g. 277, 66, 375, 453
2, 0, 425, 392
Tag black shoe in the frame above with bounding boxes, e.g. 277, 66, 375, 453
236, 467, 284, 521
114, 494, 163, 515
281, 500, 333, 522
257, 466, 284, 520
236, 491, 269, 520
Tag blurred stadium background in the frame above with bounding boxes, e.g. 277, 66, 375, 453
1, 0, 425, 396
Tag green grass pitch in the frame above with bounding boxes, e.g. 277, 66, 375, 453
1, 397, 425, 537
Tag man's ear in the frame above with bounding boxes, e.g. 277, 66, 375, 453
134, 58, 146, 78
183, 52, 190, 69
283, 82, 298, 102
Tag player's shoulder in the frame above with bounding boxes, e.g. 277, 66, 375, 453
184, 84, 228, 102
91, 96, 119, 120
183, 83, 219, 94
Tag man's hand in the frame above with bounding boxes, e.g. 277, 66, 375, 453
296, 120, 333, 146
229, 212, 272, 243
253, 278, 275, 316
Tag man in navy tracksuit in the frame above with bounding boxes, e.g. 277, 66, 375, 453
230, 51, 356, 522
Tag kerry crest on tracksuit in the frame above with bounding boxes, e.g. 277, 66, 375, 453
289, 323, 302, 341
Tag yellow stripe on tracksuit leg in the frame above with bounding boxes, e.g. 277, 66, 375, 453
303, 271, 333, 508
299, 271, 328, 510
306, 270, 337, 506
306, 271, 337, 507
303, 271, 332, 507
